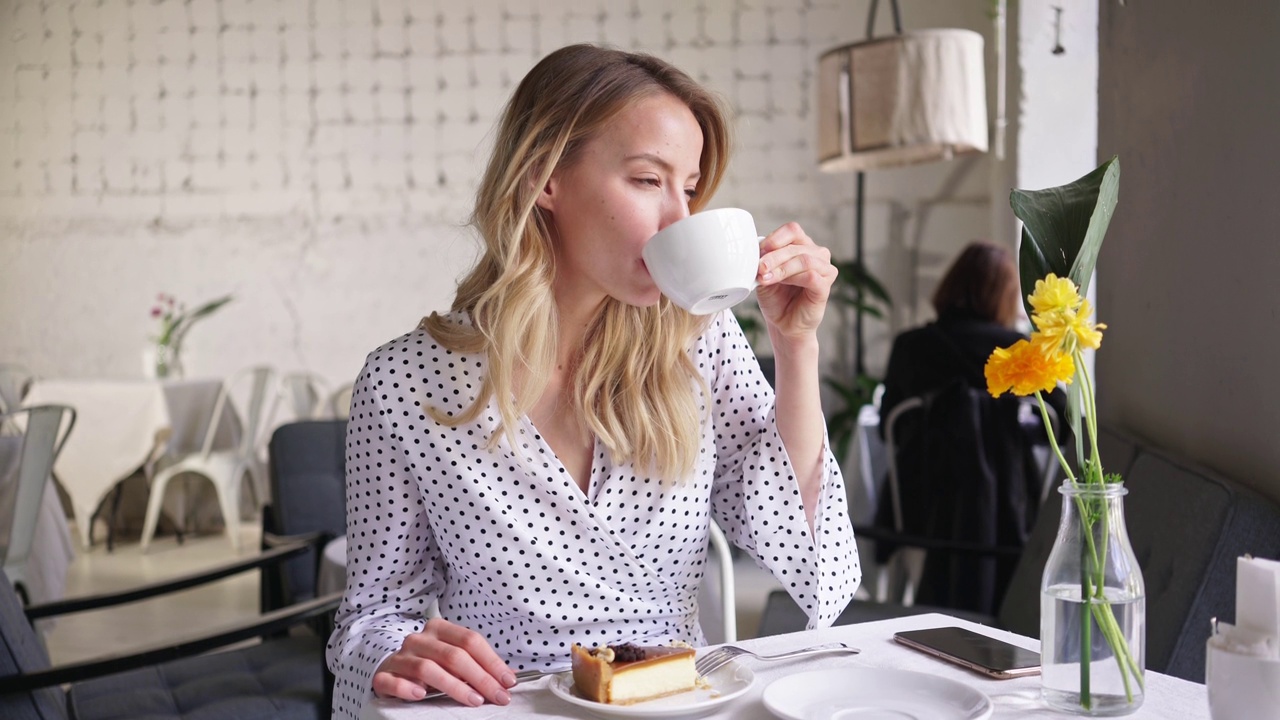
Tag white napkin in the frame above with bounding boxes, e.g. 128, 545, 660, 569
1228, 556, 1280, 655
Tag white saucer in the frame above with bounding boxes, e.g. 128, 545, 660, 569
762, 667, 993, 720
548, 661, 755, 719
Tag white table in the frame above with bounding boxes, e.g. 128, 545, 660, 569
318, 536, 348, 597
359, 612, 1208, 720
23, 378, 239, 548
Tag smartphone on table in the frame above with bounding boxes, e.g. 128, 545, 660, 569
894, 626, 1042, 679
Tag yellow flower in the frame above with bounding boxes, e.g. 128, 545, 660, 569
1032, 298, 1107, 354
985, 339, 1076, 397
1028, 274, 1083, 315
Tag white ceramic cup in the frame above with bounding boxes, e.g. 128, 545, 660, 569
1206, 637, 1280, 720
641, 207, 762, 315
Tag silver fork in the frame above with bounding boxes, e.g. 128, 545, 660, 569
695, 642, 860, 676
418, 668, 551, 701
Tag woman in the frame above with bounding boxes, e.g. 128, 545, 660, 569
327, 44, 860, 718
876, 241, 1064, 614
880, 241, 1027, 419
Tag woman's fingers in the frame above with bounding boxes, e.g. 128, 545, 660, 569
370, 668, 431, 702
759, 225, 833, 284
431, 619, 520, 689
372, 618, 516, 707
755, 222, 837, 337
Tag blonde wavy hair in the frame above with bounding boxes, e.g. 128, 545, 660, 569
422, 44, 732, 481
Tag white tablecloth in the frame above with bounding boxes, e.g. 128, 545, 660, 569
319, 536, 348, 597
0, 435, 75, 604
359, 612, 1208, 720
23, 378, 239, 548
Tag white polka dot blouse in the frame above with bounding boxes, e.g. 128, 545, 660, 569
326, 310, 861, 718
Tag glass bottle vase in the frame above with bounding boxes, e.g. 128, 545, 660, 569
146, 342, 184, 379
1040, 481, 1146, 715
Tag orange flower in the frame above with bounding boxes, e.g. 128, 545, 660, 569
985, 339, 1076, 397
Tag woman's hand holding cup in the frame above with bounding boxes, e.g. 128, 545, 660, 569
642, 208, 836, 341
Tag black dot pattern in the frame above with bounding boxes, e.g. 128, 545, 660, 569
325, 310, 861, 718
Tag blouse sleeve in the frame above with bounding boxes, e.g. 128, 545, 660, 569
326, 351, 446, 720
699, 311, 861, 628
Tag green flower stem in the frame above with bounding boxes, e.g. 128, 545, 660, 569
1080, 537, 1094, 708
1077, 351, 1144, 697
1074, 350, 1103, 474
1034, 392, 1076, 484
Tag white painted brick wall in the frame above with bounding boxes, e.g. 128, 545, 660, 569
1, 0, 995, 389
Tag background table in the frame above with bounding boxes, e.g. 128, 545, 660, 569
318, 536, 348, 597
359, 612, 1208, 720
23, 378, 240, 548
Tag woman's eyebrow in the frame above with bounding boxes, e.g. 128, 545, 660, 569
624, 153, 701, 180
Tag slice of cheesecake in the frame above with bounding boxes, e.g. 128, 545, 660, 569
571, 642, 698, 705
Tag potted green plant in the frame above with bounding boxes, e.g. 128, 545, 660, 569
823, 258, 892, 462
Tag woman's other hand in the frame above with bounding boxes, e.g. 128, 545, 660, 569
755, 222, 837, 343
372, 617, 517, 706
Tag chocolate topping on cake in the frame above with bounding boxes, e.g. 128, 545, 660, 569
610, 643, 645, 663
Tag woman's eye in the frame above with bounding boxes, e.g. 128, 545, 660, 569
636, 177, 660, 187
685, 187, 698, 199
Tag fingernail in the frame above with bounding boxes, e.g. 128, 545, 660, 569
762, 271, 774, 281
411, 686, 426, 700
468, 691, 485, 707
495, 689, 512, 705
502, 672, 518, 687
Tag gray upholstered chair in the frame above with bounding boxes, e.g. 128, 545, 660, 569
261, 420, 347, 613
759, 426, 1280, 683
0, 537, 338, 720
1006, 431, 1280, 682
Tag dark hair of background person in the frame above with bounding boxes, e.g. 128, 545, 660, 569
930, 241, 1020, 327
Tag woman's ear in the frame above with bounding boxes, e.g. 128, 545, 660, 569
534, 170, 558, 213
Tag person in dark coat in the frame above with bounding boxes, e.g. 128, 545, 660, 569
881, 241, 1027, 421
875, 241, 1066, 615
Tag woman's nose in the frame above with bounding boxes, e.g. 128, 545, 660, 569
657, 195, 691, 231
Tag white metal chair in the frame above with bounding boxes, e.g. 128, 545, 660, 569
0, 405, 76, 605
329, 382, 354, 419
272, 372, 330, 423
0, 365, 34, 433
139, 366, 277, 552
878, 397, 928, 606
698, 520, 737, 644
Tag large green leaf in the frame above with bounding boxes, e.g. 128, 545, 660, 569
1011, 157, 1120, 317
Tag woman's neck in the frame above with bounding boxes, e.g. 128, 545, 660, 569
552, 277, 606, 370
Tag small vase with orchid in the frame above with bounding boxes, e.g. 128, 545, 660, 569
149, 293, 233, 379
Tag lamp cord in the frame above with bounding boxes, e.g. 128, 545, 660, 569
855, 0, 903, 378
865, 0, 904, 38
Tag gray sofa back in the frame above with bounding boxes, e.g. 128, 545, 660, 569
1000, 427, 1280, 682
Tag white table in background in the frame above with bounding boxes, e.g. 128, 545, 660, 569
318, 536, 348, 597
359, 612, 1207, 720
23, 378, 239, 548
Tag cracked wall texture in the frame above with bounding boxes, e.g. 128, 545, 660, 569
0, 0, 995, 390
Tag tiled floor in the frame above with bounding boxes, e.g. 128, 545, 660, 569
43, 525, 263, 666
43, 523, 786, 667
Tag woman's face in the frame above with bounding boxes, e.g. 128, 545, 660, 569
536, 91, 704, 311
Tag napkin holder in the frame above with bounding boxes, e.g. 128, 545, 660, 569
1206, 556, 1280, 720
